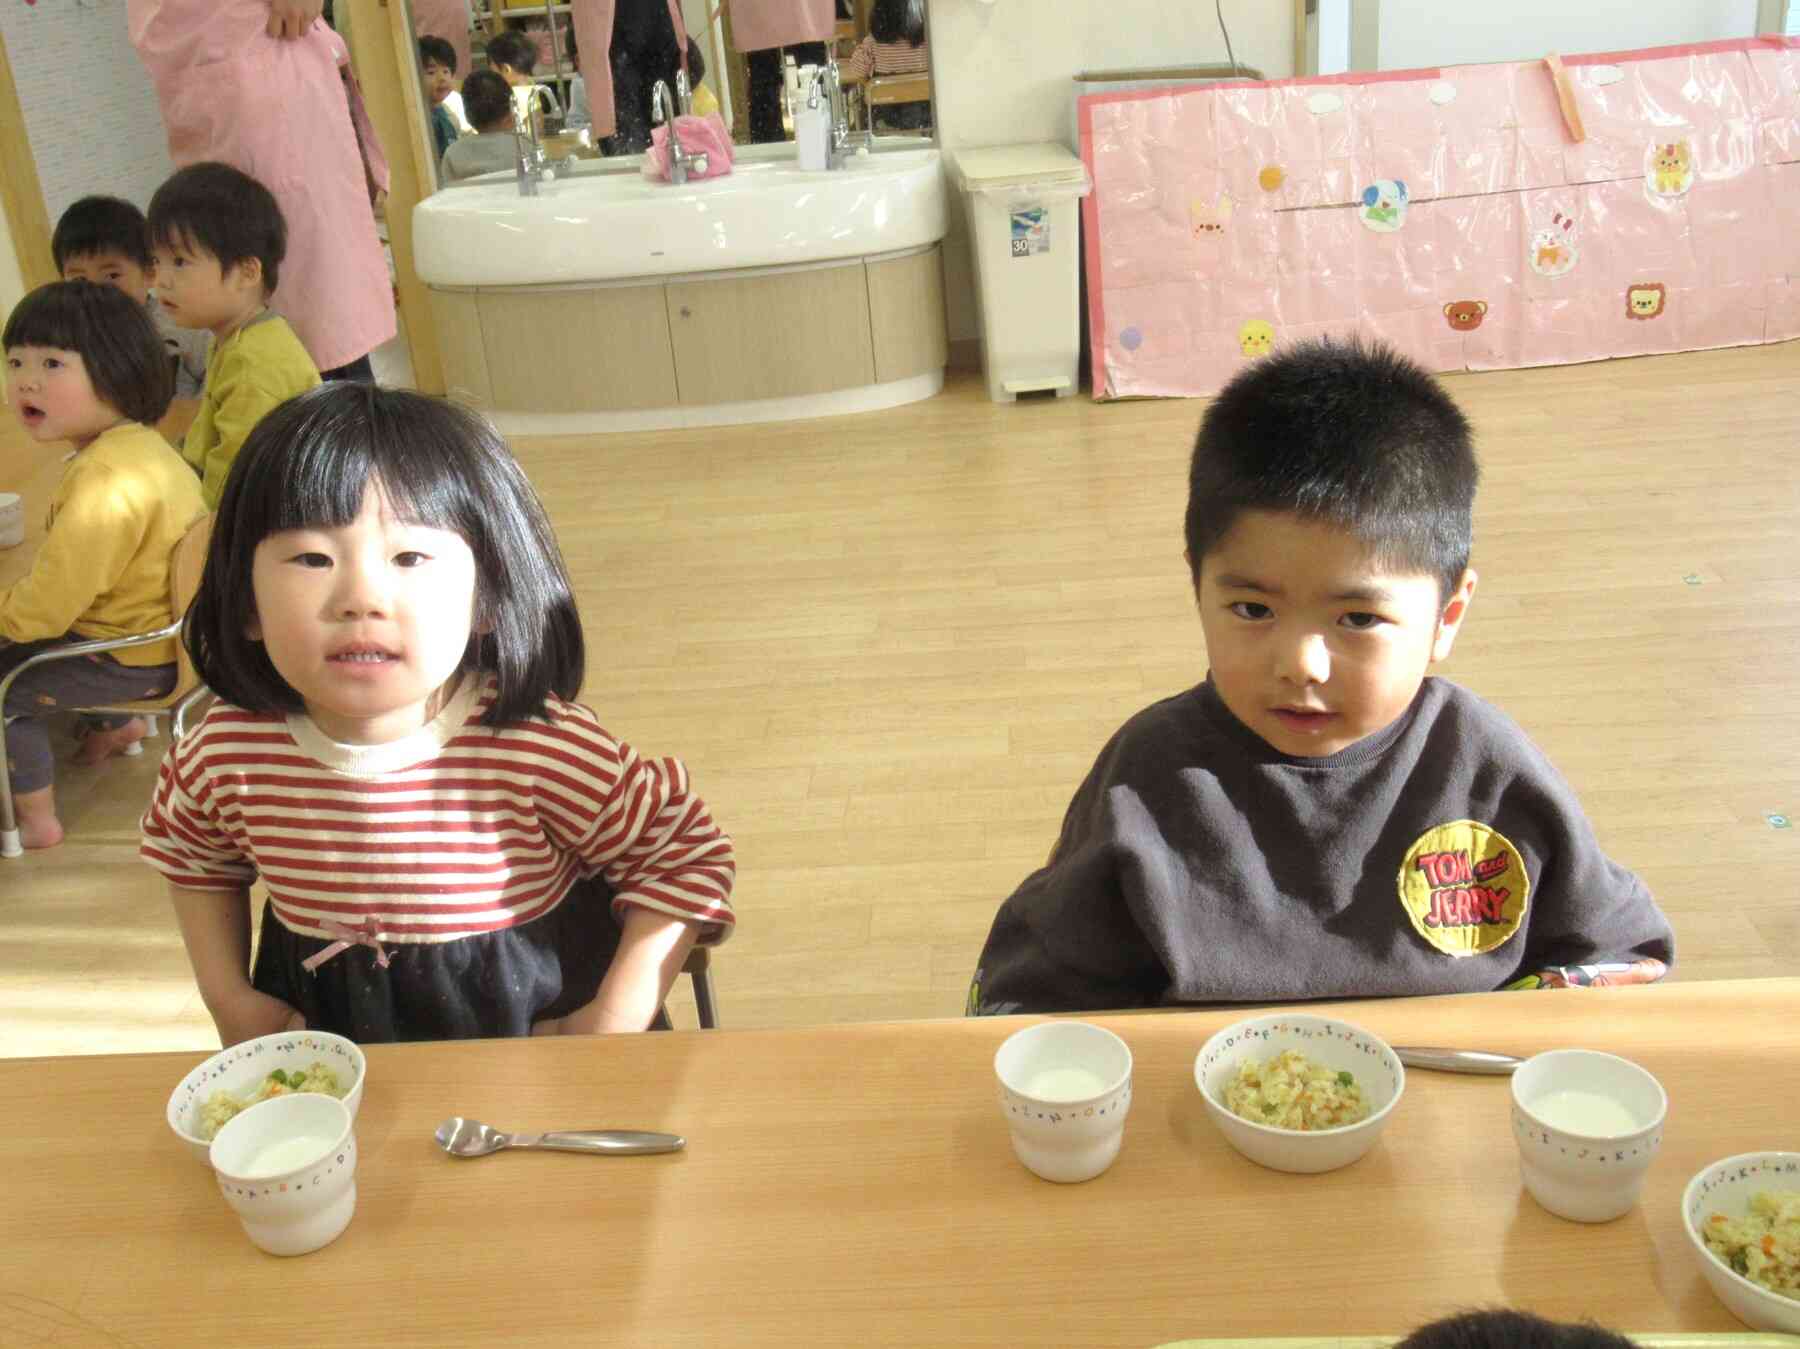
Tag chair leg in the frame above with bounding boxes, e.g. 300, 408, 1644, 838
693, 964, 719, 1030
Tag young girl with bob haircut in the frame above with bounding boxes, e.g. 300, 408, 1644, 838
142, 383, 735, 1045
3, 280, 206, 850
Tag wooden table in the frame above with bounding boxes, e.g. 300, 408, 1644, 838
5, 980, 1796, 1347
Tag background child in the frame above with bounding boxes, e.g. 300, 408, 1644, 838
142, 384, 736, 1046
968, 337, 1673, 1015
440, 70, 519, 182
147, 162, 321, 511
2, 281, 207, 849
419, 34, 464, 160
839, 0, 931, 132
52, 195, 209, 404
485, 29, 561, 137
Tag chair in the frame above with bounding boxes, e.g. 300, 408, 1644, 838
0, 514, 213, 858
652, 945, 720, 1030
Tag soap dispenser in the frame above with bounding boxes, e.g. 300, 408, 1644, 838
795, 71, 829, 172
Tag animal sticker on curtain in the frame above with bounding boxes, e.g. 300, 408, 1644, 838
1443, 300, 1487, 331
1645, 140, 1694, 200
1359, 180, 1408, 233
1238, 320, 1275, 357
1528, 211, 1579, 278
1191, 193, 1234, 239
1625, 282, 1667, 320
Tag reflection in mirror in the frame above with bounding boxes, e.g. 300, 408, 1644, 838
409, 0, 934, 193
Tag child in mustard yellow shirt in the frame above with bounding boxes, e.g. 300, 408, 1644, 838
2, 281, 207, 850
148, 163, 320, 510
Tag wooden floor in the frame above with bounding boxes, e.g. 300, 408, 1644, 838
3, 343, 1797, 1057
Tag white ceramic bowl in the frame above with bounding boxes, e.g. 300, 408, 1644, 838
167, 1029, 366, 1163
210, 1092, 358, 1256
1194, 1013, 1405, 1174
994, 1021, 1134, 1183
1681, 1151, 1800, 1332
1510, 1049, 1667, 1223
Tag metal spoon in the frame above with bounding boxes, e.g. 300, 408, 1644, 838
434, 1116, 685, 1158
1393, 1046, 1523, 1075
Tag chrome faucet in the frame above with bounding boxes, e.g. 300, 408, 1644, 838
651, 78, 707, 184
822, 57, 872, 169
513, 126, 540, 197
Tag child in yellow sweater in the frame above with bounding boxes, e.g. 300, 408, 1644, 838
148, 163, 320, 510
2, 281, 207, 850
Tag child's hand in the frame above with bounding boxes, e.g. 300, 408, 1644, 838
264, 0, 322, 40
213, 988, 305, 1047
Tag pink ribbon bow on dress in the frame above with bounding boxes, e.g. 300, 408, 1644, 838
301, 917, 394, 974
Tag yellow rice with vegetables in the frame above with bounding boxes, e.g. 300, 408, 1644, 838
198, 1062, 347, 1141
1225, 1049, 1372, 1131
1703, 1190, 1800, 1300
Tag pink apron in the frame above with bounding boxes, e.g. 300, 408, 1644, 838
411, 0, 472, 86
127, 1, 397, 372
728, 0, 832, 53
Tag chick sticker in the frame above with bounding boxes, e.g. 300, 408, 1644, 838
1238, 319, 1275, 357
1397, 820, 1530, 957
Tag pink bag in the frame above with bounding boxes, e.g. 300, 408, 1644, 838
642, 111, 735, 181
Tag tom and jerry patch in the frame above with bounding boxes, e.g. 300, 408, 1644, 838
1397, 820, 1529, 957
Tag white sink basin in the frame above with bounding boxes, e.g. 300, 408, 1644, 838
413, 146, 947, 287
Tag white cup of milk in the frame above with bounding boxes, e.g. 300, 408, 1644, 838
994, 1020, 1133, 1183
209, 1092, 357, 1255
0, 493, 23, 549
1510, 1049, 1667, 1223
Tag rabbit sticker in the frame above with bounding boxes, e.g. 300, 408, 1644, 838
1191, 193, 1235, 239
1528, 211, 1579, 278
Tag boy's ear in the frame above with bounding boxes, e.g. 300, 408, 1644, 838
245, 607, 263, 642
1430, 568, 1478, 663
230, 255, 264, 294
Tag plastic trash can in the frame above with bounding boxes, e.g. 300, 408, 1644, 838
958, 143, 1092, 403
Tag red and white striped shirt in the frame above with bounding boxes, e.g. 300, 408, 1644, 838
842, 34, 929, 82
141, 679, 735, 946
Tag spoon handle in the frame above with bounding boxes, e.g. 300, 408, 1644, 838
523, 1130, 686, 1155
1393, 1046, 1523, 1075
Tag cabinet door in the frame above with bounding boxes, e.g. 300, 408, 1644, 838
477, 285, 678, 412
667, 265, 875, 405
430, 289, 494, 408
867, 246, 947, 384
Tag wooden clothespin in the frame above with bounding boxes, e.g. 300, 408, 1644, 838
1544, 52, 1586, 143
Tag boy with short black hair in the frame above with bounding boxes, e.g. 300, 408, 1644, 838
440, 69, 519, 182
419, 34, 463, 159
968, 337, 1673, 1016
52, 195, 209, 401
147, 162, 321, 510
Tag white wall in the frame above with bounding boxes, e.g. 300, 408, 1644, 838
0, 0, 171, 238
927, 0, 1295, 342
1378, 0, 1758, 72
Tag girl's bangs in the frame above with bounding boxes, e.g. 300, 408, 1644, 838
2, 287, 87, 356
255, 389, 480, 540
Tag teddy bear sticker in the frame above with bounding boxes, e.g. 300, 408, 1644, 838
1443, 300, 1487, 332
1644, 140, 1693, 200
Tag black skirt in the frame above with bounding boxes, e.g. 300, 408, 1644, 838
251, 873, 623, 1043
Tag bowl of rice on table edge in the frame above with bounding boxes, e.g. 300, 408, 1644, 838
166, 1030, 366, 1163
